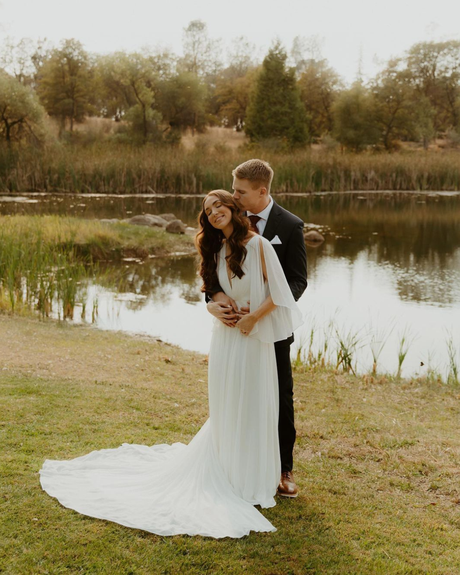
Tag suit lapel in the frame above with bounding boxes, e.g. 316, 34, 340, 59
262, 201, 281, 241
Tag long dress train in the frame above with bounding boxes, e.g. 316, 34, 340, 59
40, 236, 303, 538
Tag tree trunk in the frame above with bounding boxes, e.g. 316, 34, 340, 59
143, 105, 148, 144
5, 122, 11, 145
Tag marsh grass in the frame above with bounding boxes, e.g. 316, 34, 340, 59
0, 218, 93, 319
396, 328, 415, 379
445, 331, 459, 385
2, 314, 460, 573
369, 323, 395, 375
1, 144, 460, 194
0, 215, 194, 318
296, 320, 459, 386
334, 326, 363, 375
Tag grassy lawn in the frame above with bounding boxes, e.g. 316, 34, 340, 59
1, 314, 460, 574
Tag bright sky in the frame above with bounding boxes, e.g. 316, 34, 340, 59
0, 0, 459, 83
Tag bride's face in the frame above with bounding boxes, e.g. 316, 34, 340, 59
204, 196, 233, 231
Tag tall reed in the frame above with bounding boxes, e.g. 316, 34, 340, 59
369, 323, 394, 375
396, 328, 415, 379
294, 317, 458, 385
335, 326, 363, 375
0, 218, 94, 319
1, 143, 460, 194
445, 331, 459, 385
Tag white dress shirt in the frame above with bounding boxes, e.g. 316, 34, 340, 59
247, 196, 273, 236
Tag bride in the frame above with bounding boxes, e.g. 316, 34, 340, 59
40, 190, 302, 538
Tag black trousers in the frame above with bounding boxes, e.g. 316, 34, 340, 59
275, 336, 296, 473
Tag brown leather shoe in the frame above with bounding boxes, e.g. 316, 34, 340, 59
277, 471, 299, 498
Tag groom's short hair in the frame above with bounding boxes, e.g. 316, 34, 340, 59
232, 159, 274, 192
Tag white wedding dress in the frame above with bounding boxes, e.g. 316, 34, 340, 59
40, 236, 302, 538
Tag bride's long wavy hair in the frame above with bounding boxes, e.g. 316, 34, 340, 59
195, 190, 250, 293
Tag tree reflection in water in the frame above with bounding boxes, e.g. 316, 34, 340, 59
97, 256, 200, 310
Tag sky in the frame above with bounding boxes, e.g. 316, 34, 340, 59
0, 0, 459, 83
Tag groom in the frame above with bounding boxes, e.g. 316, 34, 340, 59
207, 159, 308, 497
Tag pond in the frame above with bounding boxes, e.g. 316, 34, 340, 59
1, 191, 460, 379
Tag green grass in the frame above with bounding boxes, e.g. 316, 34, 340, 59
2, 314, 460, 574
1, 142, 460, 194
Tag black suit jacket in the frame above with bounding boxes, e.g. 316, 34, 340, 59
260, 201, 307, 303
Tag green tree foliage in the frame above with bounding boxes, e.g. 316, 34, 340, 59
180, 20, 224, 131
298, 59, 343, 139
406, 41, 460, 132
370, 59, 415, 150
245, 43, 308, 146
95, 52, 161, 143
214, 67, 259, 128
411, 96, 436, 150
36, 39, 94, 134
2, 31, 460, 153
0, 71, 45, 144
333, 82, 379, 151
212, 37, 259, 128
157, 72, 207, 134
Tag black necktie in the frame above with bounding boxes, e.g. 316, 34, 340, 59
248, 215, 261, 234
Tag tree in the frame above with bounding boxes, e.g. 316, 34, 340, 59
214, 66, 259, 128
211, 38, 260, 128
226, 36, 259, 77
290, 35, 324, 76
406, 41, 460, 132
157, 72, 207, 134
142, 46, 177, 81
411, 96, 436, 149
298, 59, 343, 139
245, 43, 308, 146
95, 52, 161, 143
333, 82, 379, 151
180, 20, 222, 79
36, 39, 94, 134
370, 59, 415, 150
0, 37, 36, 85
0, 71, 46, 144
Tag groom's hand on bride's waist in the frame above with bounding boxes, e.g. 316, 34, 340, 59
207, 294, 239, 327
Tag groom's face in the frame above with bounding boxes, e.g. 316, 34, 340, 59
232, 177, 266, 214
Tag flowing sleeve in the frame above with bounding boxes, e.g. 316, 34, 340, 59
247, 236, 303, 343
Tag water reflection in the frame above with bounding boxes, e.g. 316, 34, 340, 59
98, 256, 201, 305
2, 192, 460, 377
81, 256, 212, 353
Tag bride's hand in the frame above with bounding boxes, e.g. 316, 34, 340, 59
236, 313, 257, 336
238, 301, 250, 317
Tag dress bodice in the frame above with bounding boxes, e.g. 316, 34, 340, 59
217, 237, 256, 309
